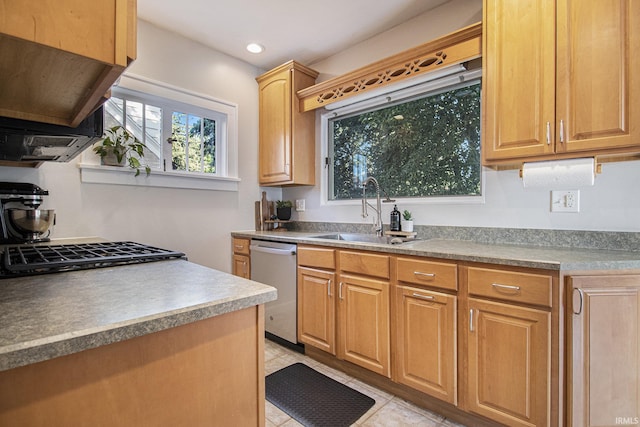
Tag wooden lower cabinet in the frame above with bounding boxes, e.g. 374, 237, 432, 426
567, 275, 640, 427
395, 285, 457, 404
338, 274, 391, 377
232, 237, 250, 278
466, 298, 550, 427
297, 266, 336, 354
0, 306, 266, 426
232, 254, 250, 279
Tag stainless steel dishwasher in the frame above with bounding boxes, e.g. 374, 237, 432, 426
250, 240, 298, 345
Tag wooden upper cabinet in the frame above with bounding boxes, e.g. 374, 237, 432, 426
256, 61, 318, 186
0, 0, 137, 127
482, 0, 556, 161
483, 0, 640, 164
556, 0, 640, 154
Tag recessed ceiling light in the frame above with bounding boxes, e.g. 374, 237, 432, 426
246, 43, 265, 54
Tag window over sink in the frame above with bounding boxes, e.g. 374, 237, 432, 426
324, 66, 482, 202
80, 74, 239, 192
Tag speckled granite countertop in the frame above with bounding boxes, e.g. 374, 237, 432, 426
233, 230, 640, 271
0, 259, 276, 372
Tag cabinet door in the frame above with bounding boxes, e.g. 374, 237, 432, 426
297, 267, 336, 354
338, 274, 390, 377
467, 298, 550, 427
395, 286, 457, 404
556, 0, 640, 154
482, 0, 556, 161
258, 67, 292, 184
568, 275, 640, 427
232, 254, 250, 279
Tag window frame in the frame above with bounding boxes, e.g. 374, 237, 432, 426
80, 73, 239, 192
321, 67, 485, 206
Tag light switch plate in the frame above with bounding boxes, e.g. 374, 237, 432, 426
295, 199, 305, 212
551, 190, 580, 212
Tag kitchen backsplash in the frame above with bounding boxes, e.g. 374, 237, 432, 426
288, 222, 640, 252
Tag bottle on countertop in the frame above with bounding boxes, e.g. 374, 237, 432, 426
390, 205, 401, 231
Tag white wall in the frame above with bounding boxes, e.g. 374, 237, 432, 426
283, 0, 640, 233
0, 20, 272, 272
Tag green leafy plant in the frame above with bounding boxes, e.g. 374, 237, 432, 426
276, 200, 293, 208
93, 125, 151, 177
403, 209, 413, 221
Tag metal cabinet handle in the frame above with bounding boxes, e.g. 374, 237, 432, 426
327, 279, 332, 297
559, 119, 565, 143
491, 283, 521, 292
339, 282, 344, 300
242, 261, 247, 275
414, 271, 436, 279
573, 288, 583, 315
234, 245, 244, 250
469, 308, 474, 332
546, 122, 551, 145
412, 292, 435, 301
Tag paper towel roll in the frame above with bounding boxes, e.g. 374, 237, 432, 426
522, 158, 596, 188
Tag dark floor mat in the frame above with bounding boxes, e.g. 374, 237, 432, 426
266, 363, 375, 427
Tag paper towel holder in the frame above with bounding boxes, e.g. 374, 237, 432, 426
518, 157, 602, 178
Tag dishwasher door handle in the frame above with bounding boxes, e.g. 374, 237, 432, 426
249, 245, 296, 256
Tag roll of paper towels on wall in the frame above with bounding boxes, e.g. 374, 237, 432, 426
521, 158, 596, 188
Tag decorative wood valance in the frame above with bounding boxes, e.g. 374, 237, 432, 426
297, 22, 482, 112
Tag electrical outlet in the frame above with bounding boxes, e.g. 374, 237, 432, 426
295, 199, 305, 212
551, 190, 580, 212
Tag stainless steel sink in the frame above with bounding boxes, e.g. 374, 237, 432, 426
313, 233, 417, 245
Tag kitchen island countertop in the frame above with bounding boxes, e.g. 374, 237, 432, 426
233, 230, 640, 271
0, 259, 277, 372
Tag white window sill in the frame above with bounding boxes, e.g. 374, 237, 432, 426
79, 164, 240, 191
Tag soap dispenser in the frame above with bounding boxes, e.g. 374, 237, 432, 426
390, 205, 401, 231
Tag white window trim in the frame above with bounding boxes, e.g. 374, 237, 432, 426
79, 73, 240, 191
321, 66, 486, 206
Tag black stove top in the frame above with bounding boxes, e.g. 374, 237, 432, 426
1, 241, 186, 278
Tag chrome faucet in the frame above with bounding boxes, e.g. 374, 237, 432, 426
362, 176, 383, 237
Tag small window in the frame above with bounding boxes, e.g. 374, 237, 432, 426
327, 78, 481, 201
105, 87, 227, 176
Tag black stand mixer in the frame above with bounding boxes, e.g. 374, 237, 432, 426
0, 182, 55, 243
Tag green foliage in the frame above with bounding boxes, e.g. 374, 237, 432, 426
330, 82, 481, 200
171, 113, 216, 173
403, 210, 412, 221
93, 125, 151, 176
276, 200, 293, 208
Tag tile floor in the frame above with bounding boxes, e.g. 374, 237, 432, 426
264, 339, 468, 427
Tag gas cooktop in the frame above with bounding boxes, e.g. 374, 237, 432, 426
1, 241, 186, 278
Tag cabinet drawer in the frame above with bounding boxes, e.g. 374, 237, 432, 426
298, 246, 336, 269
467, 267, 552, 308
397, 257, 457, 291
232, 238, 250, 255
340, 251, 390, 279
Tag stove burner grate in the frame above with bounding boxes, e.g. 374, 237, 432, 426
2, 241, 186, 277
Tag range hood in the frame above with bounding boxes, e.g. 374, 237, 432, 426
0, 107, 104, 162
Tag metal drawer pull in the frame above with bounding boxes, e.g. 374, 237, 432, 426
327, 279, 332, 297
414, 271, 436, 279
234, 245, 244, 250
491, 283, 521, 292
469, 309, 474, 332
412, 293, 435, 301
559, 119, 565, 143
573, 288, 583, 315
546, 122, 551, 145
339, 282, 344, 300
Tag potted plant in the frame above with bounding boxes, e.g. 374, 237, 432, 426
93, 125, 151, 176
276, 200, 293, 221
402, 209, 414, 232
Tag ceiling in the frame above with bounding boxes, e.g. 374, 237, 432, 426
137, 0, 451, 70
